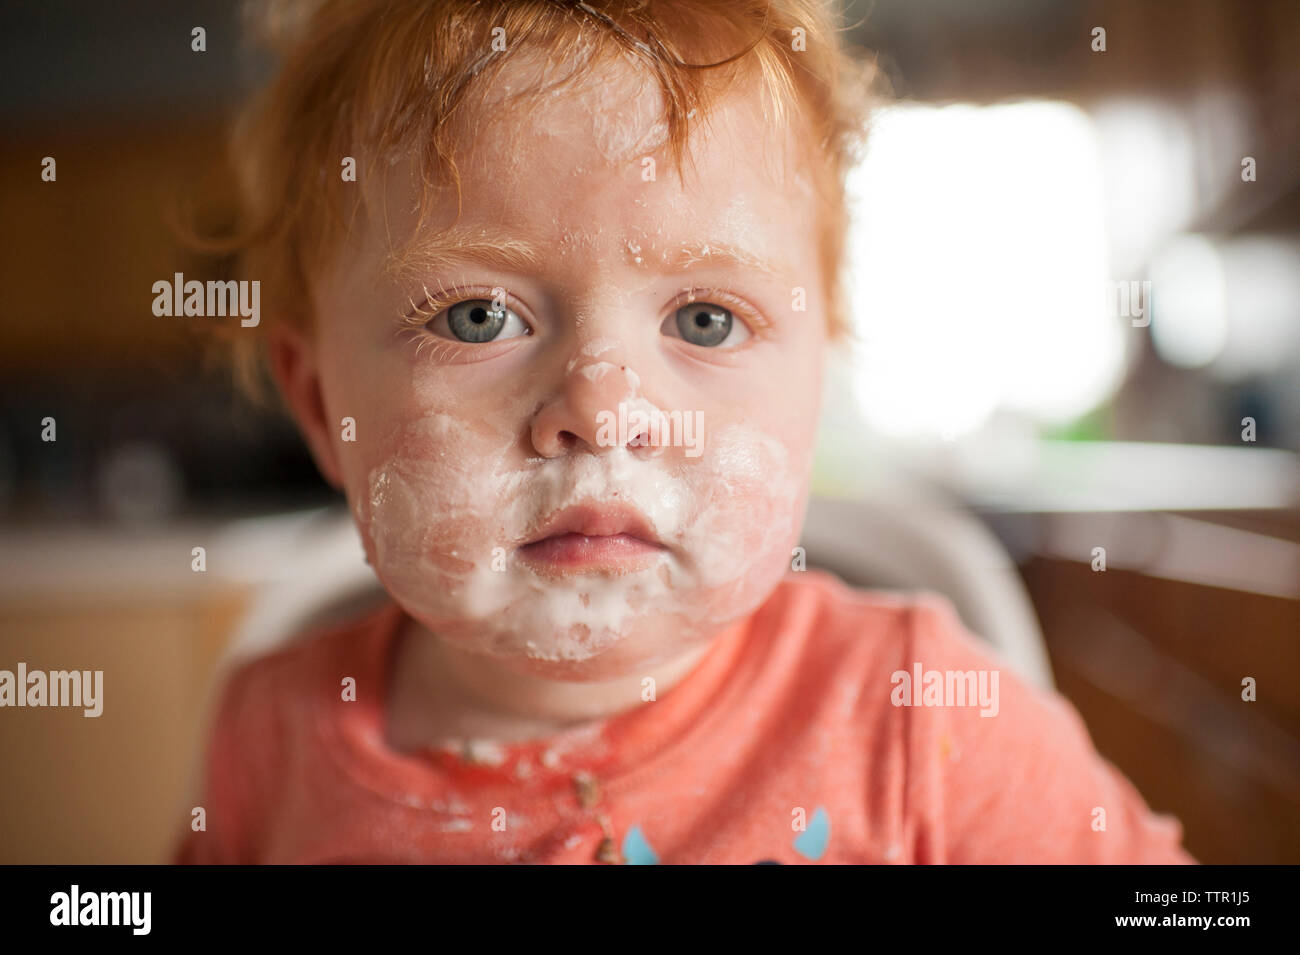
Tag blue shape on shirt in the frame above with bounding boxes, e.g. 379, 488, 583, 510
793, 807, 830, 860
622, 825, 659, 865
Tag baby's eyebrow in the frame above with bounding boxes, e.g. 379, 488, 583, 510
382, 224, 542, 283
382, 225, 788, 282
663, 240, 786, 279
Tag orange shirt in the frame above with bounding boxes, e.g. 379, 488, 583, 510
173, 569, 1195, 864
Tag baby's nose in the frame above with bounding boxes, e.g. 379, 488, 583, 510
529, 354, 654, 458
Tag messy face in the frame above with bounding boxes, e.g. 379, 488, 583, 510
309, 51, 828, 681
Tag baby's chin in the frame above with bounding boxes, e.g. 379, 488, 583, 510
385, 542, 792, 682
424, 609, 715, 682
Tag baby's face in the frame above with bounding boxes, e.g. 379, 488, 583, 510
306, 53, 827, 680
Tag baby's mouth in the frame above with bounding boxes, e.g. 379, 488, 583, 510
516, 502, 667, 576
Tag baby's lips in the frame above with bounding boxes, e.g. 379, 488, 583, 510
520, 500, 663, 548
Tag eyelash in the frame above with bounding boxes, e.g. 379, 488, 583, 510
395, 280, 773, 355
395, 280, 516, 361
669, 286, 773, 339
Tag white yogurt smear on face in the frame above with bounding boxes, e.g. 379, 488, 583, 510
353, 411, 802, 664
564, 339, 619, 374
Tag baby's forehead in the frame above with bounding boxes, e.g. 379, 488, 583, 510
380, 110, 807, 242
351, 46, 819, 281
473, 46, 667, 160
441, 43, 811, 193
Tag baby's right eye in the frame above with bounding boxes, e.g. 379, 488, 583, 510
426, 298, 532, 343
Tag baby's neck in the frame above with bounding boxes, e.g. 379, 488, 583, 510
384, 616, 718, 754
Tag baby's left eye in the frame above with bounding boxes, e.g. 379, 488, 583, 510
661, 303, 751, 348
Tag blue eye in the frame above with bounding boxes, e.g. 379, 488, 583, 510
432, 299, 530, 343
665, 302, 749, 347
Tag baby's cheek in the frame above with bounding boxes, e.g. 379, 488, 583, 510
672, 425, 809, 622
364, 467, 482, 577
351, 413, 516, 603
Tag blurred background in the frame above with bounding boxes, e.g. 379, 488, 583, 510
1, 0, 1297, 863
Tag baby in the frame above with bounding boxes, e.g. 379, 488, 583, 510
175, 0, 1194, 864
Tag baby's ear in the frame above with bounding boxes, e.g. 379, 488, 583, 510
266, 322, 345, 491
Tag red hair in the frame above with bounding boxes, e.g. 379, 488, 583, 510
203, 0, 880, 398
